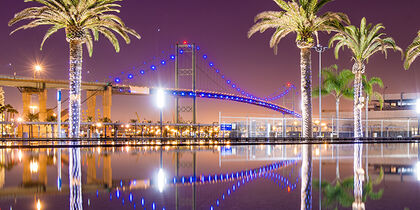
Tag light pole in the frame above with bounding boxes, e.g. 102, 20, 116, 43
34, 64, 42, 79
313, 44, 328, 137
416, 99, 420, 135
156, 88, 165, 138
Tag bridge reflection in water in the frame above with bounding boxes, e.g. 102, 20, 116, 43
0, 143, 418, 209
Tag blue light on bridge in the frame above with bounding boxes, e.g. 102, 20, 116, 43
151, 65, 157, 70
140, 70, 145, 74
170, 55, 175, 60
216, 69, 219, 73
209, 62, 214, 67
203, 55, 207, 59
128, 74, 133, 79
196, 46, 200, 50
114, 78, 121, 83
161, 60, 166, 65
232, 84, 236, 88
188, 44, 192, 48
179, 50, 184, 54
226, 80, 231, 84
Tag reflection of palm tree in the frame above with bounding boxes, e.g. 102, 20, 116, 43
314, 168, 384, 209
301, 144, 313, 210
69, 148, 82, 209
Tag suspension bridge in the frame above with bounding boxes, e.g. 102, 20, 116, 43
0, 42, 301, 123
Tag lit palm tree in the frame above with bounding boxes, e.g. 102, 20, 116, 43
329, 17, 400, 138
404, 31, 420, 70
248, 0, 349, 138
9, 0, 141, 138
313, 65, 353, 137
362, 76, 384, 137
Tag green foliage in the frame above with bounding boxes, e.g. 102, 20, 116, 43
46, 115, 57, 122
26, 113, 39, 122
86, 116, 93, 122
248, 0, 349, 53
100, 117, 112, 123
314, 168, 384, 209
404, 30, 420, 70
313, 64, 354, 101
9, 0, 141, 57
329, 17, 401, 64
362, 75, 384, 109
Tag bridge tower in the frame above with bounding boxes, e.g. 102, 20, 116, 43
175, 43, 197, 123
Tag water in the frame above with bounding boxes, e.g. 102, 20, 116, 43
0, 143, 419, 210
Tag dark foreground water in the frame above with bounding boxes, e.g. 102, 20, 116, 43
0, 143, 419, 210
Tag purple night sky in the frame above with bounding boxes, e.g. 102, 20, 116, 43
1, 0, 420, 122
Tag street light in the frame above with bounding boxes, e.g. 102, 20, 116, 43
34, 64, 42, 79
156, 88, 165, 138
313, 44, 328, 137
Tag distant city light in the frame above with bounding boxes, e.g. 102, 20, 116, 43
156, 88, 165, 109
416, 99, 420, 113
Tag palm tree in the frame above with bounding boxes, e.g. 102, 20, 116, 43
313, 65, 353, 137
248, 0, 349, 138
9, 0, 141, 138
362, 76, 384, 137
404, 31, 420, 70
329, 17, 400, 138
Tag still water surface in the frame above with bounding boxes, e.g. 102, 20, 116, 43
0, 143, 419, 210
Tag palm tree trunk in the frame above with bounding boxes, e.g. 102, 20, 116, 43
336, 98, 340, 137
68, 40, 83, 139
300, 48, 313, 138
353, 63, 365, 138
301, 144, 313, 210
365, 95, 369, 138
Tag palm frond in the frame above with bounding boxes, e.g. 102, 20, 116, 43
248, 0, 348, 53
9, 0, 140, 56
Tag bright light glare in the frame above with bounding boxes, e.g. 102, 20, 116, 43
416, 99, 420, 114
30, 160, 39, 173
34, 65, 42, 72
36, 199, 42, 210
157, 168, 166, 193
156, 89, 165, 109
416, 161, 420, 181
18, 150, 22, 162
